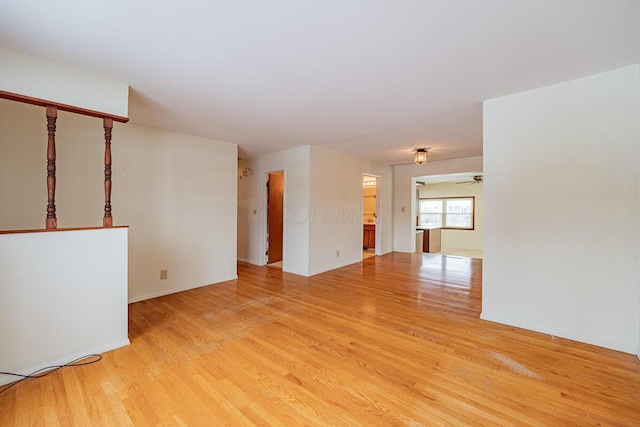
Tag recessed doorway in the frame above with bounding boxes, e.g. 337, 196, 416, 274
362, 174, 379, 260
266, 171, 284, 268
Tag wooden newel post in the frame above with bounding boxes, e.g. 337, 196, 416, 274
46, 105, 58, 229
103, 117, 113, 227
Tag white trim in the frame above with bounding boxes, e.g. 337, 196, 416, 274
128, 275, 238, 303
237, 258, 266, 267
0, 339, 130, 387
374, 175, 383, 256
481, 312, 638, 355
308, 259, 366, 277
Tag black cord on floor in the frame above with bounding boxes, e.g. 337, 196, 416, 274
0, 354, 102, 395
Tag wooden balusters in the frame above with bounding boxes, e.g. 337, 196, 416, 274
103, 117, 113, 227
44, 110, 116, 229
0, 91, 128, 231
45, 105, 58, 229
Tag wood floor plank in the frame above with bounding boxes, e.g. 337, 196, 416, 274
1, 252, 639, 425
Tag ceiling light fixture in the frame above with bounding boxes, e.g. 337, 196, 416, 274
414, 148, 428, 164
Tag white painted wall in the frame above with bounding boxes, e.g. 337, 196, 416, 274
116, 123, 238, 302
237, 145, 393, 276
417, 182, 483, 251
0, 228, 129, 386
393, 156, 483, 252
0, 101, 46, 228
482, 65, 640, 354
237, 146, 311, 276
0, 48, 128, 117
308, 146, 393, 275
0, 99, 238, 302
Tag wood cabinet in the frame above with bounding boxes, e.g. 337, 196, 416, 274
419, 227, 441, 253
363, 224, 375, 249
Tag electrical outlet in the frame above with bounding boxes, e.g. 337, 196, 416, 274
336, 250, 340, 257
160, 269, 168, 280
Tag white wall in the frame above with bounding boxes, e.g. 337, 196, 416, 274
417, 182, 483, 251
308, 146, 393, 275
238, 145, 393, 276
483, 65, 640, 354
0, 48, 128, 118
393, 156, 483, 252
117, 123, 238, 302
0, 99, 238, 302
0, 228, 129, 386
237, 146, 311, 276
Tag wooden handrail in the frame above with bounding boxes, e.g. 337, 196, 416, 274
0, 90, 129, 123
0, 226, 129, 235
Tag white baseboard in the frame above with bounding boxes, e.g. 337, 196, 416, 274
128, 275, 238, 304
480, 312, 637, 355
237, 258, 266, 266
375, 249, 393, 257
308, 258, 363, 276
0, 339, 130, 387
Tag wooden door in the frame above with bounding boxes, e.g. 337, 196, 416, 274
268, 173, 284, 264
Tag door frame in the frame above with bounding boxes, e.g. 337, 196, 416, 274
362, 173, 382, 258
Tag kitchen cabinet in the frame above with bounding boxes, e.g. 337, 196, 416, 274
417, 227, 441, 253
363, 224, 375, 249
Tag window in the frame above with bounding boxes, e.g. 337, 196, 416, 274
418, 197, 474, 229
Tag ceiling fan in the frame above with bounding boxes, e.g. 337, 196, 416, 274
456, 175, 483, 185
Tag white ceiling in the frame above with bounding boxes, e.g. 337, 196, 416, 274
1, 1, 639, 165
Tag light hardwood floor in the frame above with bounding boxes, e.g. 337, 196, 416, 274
1, 253, 639, 425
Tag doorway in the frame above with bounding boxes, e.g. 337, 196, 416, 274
362, 175, 379, 260
412, 173, 483, 259
267, 171, 284, 267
